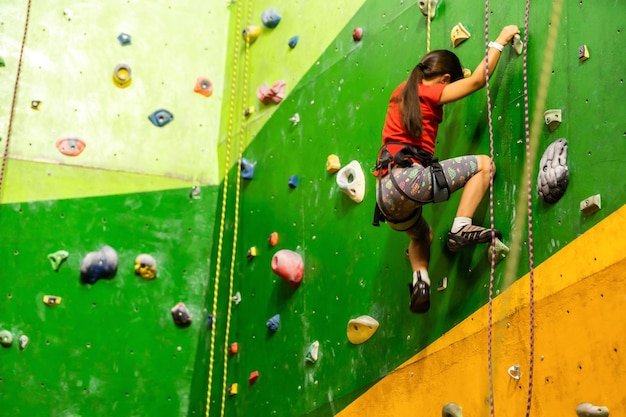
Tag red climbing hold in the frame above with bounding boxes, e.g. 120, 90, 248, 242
271, 249, 304, 288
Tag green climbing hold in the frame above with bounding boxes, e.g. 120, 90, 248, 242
0, 57, 5, 67
48, 250, 69, 271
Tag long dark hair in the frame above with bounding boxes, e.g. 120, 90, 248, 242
401, 50, 464, 137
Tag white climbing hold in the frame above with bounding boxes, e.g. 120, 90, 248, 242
576, 402, 609, 417
336, 160, 365, 203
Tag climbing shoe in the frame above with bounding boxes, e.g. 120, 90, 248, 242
447, 224, 502, 252
408, 272, 430, 314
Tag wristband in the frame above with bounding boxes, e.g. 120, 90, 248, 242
488, 41, 504, 52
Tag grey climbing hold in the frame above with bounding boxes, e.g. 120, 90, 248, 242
48, 250, 69, 271
261, 8, 281, 28
305, 340, 319, 364
266, 314, 280, 333
442, 402, 463, 417
537, 138, 568, 204
0, 330, 13, 348
80, 245, 118, 284
576, 402, 609, 417
488, 238, 509, 264
171, 302, 192, 327
190, 186, 201, 199
418, 0, 440, 20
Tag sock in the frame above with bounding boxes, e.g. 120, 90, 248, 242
413, 270, 430, 286
451, 216, 472, 233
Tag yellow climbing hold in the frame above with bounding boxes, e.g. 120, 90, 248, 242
347, 315, 379, 344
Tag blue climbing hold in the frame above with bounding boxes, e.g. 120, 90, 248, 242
240, 158, 255, 180
117, 32, 131, 46
266, 314, 280, 333
288, 175, 298, 189
261, 8, 281, 29
148, 109, 174, 127
80, 245, 118, 284
288, 35, 299, 49
207, 314, 215, 329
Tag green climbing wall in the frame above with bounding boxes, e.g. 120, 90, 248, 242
1, 0, 625, 416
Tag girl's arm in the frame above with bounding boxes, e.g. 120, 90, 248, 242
439, 25, 520, 105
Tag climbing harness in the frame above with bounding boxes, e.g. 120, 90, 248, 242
0, 0, 32, 200
372, 142, 449, 229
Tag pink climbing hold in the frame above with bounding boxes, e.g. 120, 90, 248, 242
271, 249, 303, 288
352, 27, 364, 41
257, 80, 286, 104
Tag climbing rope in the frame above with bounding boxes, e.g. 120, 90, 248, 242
217, 0, 253, 415
0, 0, 32, 200
426, 1, 431, 53
482, 0, 497, 415
205, 0, 243, 415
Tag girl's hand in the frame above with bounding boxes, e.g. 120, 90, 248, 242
495, 25, 520, 45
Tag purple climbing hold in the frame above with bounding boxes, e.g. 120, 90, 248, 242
171, 302, 192, 327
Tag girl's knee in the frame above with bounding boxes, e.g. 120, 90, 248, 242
477, 155, 496, 175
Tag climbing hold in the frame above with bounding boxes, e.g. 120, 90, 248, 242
326, 154, 341, 174
0, 330, 13, 347
80, 245, 118, 284
289, 113, 300, 125
580, 194, 601, 215
207, 314, 214, 329
462, 68, 472, 78
190, 186, 201, 199
507, 364, 521, 380
0, 57, 5, 67
112, 63, 132, 88
148, 109, 174, 127
242, 26, 261, 44
249, 370, 259, 385
418, 0, 439, 20
437, 276, 448, 291
244, 106, 255, 117
48, 250, 69, 271
266, 314, 280, 332
257, 80, 286, 104
271, 249, 304, 288
288, 175, 298, 189
306, 340, 320, 364
228, 383, 238, 396
347, 315, 379, 344
134, 254, 157, 280
43, 295, 62, 306
488, 238, 509, 264
229, 342, 239, 355
576, 402, 609, 417
171, 302, 192, 327
288, 35, 299, 49
31, 100, 42, 110
544, 109, 562, 132
537, 138, 569, 204
442, 402, 463, 417
336, 160, 366, 203
578, 45, 590, 62
117, 32, 131, 46
352, 27, 364, 42
240, 157, 255, 179
268, 232, 279, 247
512, 34, 524, 55
261, 8, 281, 29
450, 23, 471, 48
247, 246, 258, 260
194, 77, 213, 97
232, 291, 242, 304
63, 8, 72, 21
19, 335, 29, 350
56, 138, 86, 156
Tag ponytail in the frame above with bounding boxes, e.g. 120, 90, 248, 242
401, 64, 424, 137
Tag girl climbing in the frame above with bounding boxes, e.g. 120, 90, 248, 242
373, 25, 520, 314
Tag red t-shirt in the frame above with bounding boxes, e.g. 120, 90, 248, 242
378, 82, 445, 168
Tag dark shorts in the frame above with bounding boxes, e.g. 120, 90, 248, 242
376, 155, 480, 232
